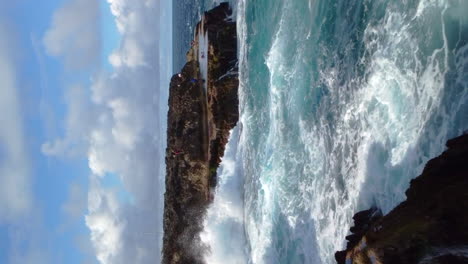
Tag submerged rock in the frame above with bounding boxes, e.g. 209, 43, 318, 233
162, 3, 238, 264
336, 134, 468, 264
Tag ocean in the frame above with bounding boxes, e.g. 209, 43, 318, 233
172, 0, 468, 263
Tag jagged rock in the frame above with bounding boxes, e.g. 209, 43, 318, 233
336, 134, 468, 264
335, 207, 383, 263
162, 3, 238, 264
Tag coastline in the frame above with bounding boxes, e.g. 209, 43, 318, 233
336, 134, 468, 264
162, 3, 239, 263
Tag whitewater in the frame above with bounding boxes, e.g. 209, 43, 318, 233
172, 0, 468, 263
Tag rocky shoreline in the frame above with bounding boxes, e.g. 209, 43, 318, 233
162, 3, 238, 264
336, 134, 468, 264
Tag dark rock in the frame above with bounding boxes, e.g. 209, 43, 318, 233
162, 3, 238, 264
334, 250, 347, 264
350, 207, 382, 234
342, 207, 382, 254
429, 255, 468, 264
336, 134, 468, 264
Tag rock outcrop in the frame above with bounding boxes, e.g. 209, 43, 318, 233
162, 3, 238, 264
336, 134, 468, 264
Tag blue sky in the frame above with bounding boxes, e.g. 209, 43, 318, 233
0, 0, 171, 263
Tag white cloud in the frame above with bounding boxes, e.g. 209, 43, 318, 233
42, 0, 169, 263
86, 180, 162, 264
43, 0, 101, 69
108, 97, 141, 150
84, 0, 167, 260
106, 0, 158, 68
85, 182, 123, 264
60, 182, 98, 263
0, 23, 33, 222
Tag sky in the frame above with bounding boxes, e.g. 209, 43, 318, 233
0, 0, 172, 263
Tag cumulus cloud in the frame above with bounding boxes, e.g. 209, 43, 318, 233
106, 0, 163, 68
86, 181, 123, 264
43, 0, 101, 69
86, 179, 162, 264
0, 23, 33, 222
83, 1, 167, 262
60, 182, 98, 263
43, 0, 169, 263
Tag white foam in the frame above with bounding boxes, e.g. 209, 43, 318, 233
301, 1, 466, 262
198, 15, 209, 91
202, 0, 468, 264
201, 127, 248, 264
241, 0, 467, 263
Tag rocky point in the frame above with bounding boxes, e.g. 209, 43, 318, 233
336, 134, 468, 264
162, 3, 238, 264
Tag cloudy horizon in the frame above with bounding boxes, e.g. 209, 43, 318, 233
0, 0, 171, 263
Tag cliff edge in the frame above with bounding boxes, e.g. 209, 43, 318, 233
336, 134, 468, 264
162, 3, 238, 264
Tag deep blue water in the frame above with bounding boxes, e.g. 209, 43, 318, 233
173, 0, 468, 263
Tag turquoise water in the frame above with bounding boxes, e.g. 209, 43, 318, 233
189, 0, 468, 263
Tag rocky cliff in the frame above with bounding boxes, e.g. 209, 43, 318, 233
336, 134, 468, 264
162, 3, 238, 264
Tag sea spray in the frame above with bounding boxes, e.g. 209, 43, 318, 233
201, 127, 249, 264
200, 0, 468, 263
237, 0, 467, 263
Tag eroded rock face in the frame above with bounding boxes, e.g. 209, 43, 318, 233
162, 3, 238, 264
336, 134, 468, 264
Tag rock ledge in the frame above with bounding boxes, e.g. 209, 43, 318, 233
336, 134, 468, 264
162, 3, 238, 264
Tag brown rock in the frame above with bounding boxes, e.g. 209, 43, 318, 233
162, 3, 238, 264
336, 134, 468, 264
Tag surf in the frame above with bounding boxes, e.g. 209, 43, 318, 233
198, 0, 468, 263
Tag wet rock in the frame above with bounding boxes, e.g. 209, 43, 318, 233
428, 255, 468, 264
162, 3, 238, 264
336, 134, 468, 264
